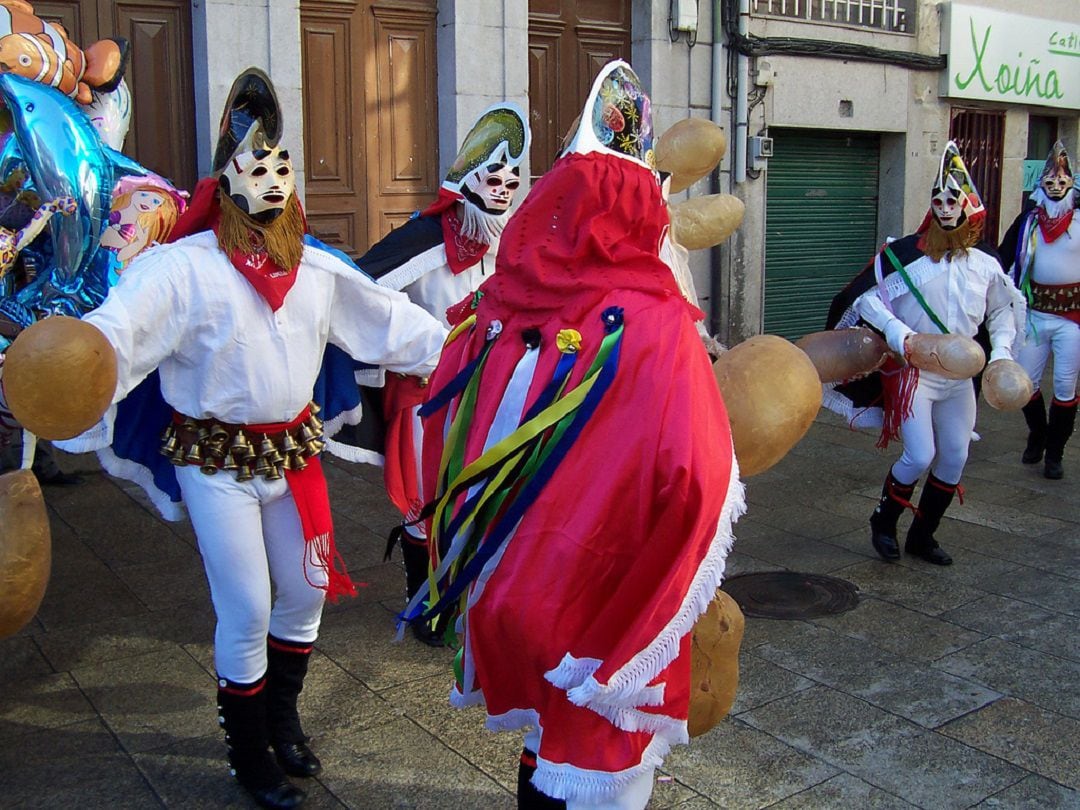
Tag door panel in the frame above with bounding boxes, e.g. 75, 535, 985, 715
108, 2, 197, 192
33, 1, 196, 194
302, 4, 365, 255
301, 0, 438, 260
528, 0, 630, 179
368, 4, 439, 239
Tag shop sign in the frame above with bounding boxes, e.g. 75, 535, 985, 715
942, 3, 1079, 110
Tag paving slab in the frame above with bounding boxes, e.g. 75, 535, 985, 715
750, 622, 1001, 727
939, 697, 1080, 790
934, 637, 1080, 720
741, 686, 1028, 808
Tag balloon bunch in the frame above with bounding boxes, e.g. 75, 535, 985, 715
0, 72, 186, 351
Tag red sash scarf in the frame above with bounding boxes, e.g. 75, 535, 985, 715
420, 188, 490, 274
1036, 206, 1074, 243
193, 407, 357, 602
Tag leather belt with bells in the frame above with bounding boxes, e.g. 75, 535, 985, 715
159, 402, 327, 481
1030, 280, 1079, 315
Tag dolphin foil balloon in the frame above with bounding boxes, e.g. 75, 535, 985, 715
0, 72, 144, 317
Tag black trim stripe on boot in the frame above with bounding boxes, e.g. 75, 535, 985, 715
217, 676, 306, 809
1044, 397, 1076, 480
869, 471, 917, 561
1021, 390, 1047, 464
517, 748, 566, 809
904, 474, 957, 566
266, 636, 322, 777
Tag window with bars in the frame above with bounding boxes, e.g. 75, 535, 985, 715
751, 0, 915, 34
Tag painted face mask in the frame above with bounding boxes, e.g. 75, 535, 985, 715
462, 162, 521, 214
219, 146, 295, 224
443, 103, 530, 211
211, 67, 292, 224
562, 60, 657, 175
1039, 141, 1075, 202
930, 141, 983, 231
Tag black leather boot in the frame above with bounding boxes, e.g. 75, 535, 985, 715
217, 677, 306, 809
1021, 392, 1047, 464
1044, 398, 1076, 480
869, 471, 916, 561
266, 636, 322, 778
517, 748, 566, 809
905, 474, 956, 565
395, 527, 445, 647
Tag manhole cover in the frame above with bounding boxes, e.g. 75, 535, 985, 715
721, 571, 859, 619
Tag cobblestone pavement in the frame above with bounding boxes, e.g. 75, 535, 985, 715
1, 400, 1077, 809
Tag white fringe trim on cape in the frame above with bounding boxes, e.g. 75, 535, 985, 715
821, 384, 884, 430
376, 244, 449, 293
545, 455, 746, 721
97, 445, 186, 522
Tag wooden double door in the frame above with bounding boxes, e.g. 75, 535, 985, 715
300, 0, 439, 260
35, 1, 197, 194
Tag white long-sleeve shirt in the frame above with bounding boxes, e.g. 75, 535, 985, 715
86, 231, 448, 424
854, 246, 1024, 364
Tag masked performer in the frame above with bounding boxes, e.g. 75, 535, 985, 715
998, 141, 1079, 480
347, 105, 529, 644
63, 69, 446, 809
405, 62, 743, 809
826, 142, 1023, 566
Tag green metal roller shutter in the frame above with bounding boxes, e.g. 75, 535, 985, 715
763, 130, 880, 339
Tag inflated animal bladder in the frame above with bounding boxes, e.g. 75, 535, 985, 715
794, 327, 892, 383
689, 588, 745, 737
669, 194, 745, 250
982, 358, 1034, 411
713, 334, 821, 477
0, 469, 50, 639
904, 333, 985, 380
2, 316, 116, 439
655, 118, 727, 194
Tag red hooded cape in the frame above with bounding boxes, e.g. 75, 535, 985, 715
419, 152, 743, 801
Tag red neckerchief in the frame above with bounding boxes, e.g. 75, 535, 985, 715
420, 188, 490, 275
1036, 206, 1074, 243
170, 177, 304, 310
214, 225, 299, 312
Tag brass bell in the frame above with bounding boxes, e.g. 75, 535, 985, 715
264, 461, 283, 481
231, 430, 256, 462
254, 455, 273, 478
297, 424, 316, 444
200, 458, 219, 476
184, 442, 203, 466
222, 454, 239, 472
235, 463, 254, 482
309, 401, 321, 415
258, 434, 276, 456
160, 434, 180, 457
281, 433, 299, 454
290, 452, 308, 471
170, 446, 188, 466
208, 423, 229, 443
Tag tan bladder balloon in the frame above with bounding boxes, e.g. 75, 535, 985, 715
655, 118, 727, 194
0, 470, 50, 639
669, 194, 745, 251
688, 588, 745, 737
713, 335, 822, 476
903, 333, 985, 380
982, 358, 1034, 411
2, 316, 117, 440
794, 327, 892, 383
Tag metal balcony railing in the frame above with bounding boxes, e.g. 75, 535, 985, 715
751, 0, 914, 34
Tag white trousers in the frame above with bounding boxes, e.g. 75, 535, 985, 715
892, 372, 976, 485
177, 466, 327, 683
1016, 311, 1080, 402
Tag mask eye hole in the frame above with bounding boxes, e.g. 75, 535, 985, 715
486, 177, 502, 187
251, 166, 269, 177
504, 180, 520, 190
276, 165, 290, 177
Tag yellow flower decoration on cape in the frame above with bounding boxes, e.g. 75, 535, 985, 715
556, 329, 582, 354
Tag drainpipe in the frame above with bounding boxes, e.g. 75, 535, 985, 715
710, 0, 729, 342
734, 0, 749, 183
